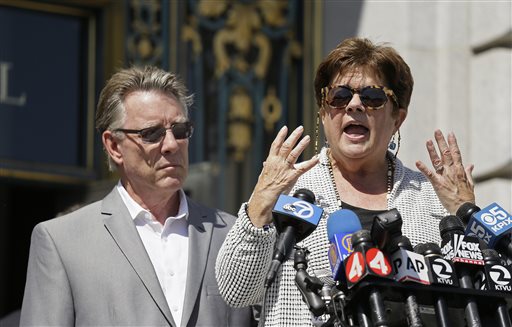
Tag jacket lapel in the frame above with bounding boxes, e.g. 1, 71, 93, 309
180, 199, 214, 326
101, 189, 175, 326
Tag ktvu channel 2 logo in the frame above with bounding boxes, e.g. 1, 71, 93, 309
283, 201, 315, 219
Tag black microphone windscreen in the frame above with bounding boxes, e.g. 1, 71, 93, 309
351, 229, 372, 249
414, 242, 442, 256
455, 202, 481, 224
371, 208, 403, 249
481, 248, 501, 264
387, 234, 413, 253
439, 215, 464, 238
293, 188, 315, 204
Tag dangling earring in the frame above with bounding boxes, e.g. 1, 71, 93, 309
389, 134, 397, 151
389, 130, 401, 159
314, 111, 320, 155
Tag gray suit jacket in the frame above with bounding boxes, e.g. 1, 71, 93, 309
20, 188, 252, 326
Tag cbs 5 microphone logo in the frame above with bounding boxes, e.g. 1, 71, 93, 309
466, 203, 512, 247
344, 248, 393, 287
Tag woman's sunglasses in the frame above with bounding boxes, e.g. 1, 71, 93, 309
114, 121, 194, 144
323, 85, 398, 110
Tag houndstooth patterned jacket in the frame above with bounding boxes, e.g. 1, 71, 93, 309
216, 147, 448, 326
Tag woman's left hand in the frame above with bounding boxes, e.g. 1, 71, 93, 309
416, 129, 475, 214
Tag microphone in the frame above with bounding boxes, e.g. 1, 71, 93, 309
414, 242, 457, 327
476, 248, 512, 292
458, 202, 512, 259
370, 208, 403, 250
414, 242, 458, 287
389, 236, 430, 285
439, 215, 483, 327
327, 209, 363, 282
265, 188, 324, 288
371, 210, 426, 327
344, 229, 393, 326
388, 236, 427, 327
476, 248, 512, 327
440, 215, 485, 265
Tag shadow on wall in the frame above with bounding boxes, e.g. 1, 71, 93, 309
0, 308, 20, 326
322, 1, 364, 54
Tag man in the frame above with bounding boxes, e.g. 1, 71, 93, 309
20, 66, 252, 326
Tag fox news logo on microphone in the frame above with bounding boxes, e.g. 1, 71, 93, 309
465, 203, 512, 247
452, 234, 484, 265
442, 234, 483, 265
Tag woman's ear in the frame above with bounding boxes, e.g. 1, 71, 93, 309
102, 131, 123, 166
320, 106, 327, 124
395, 108, 407, 131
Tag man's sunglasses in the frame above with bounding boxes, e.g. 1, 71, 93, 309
322, 85, 398, 110
114, 121, 194, 144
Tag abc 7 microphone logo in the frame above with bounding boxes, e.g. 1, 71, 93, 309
283, 201, 315, 219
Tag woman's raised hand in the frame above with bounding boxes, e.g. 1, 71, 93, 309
247, 125, 319, 227
416, 129, 475, 215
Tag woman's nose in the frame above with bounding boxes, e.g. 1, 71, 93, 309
345, 93, 365, 112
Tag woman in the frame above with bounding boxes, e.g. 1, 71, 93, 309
216, 37, 475, 326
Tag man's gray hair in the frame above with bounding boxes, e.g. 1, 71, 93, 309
95, 66, 193, 171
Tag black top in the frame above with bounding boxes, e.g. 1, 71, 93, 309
341, 201, 388, 231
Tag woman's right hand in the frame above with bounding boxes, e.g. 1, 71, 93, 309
247, 125, 319, 227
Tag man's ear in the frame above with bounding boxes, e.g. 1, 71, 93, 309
102, 131, 123, 166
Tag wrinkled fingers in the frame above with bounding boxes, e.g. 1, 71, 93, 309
434, 129, 454, 167
278, 125, 305, 160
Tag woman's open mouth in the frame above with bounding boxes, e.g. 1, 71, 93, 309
343, 123, 369, 140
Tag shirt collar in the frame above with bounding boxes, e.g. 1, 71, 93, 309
116, 181, 189, 223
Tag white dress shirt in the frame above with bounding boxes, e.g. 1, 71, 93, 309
117, 182, 189, 326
